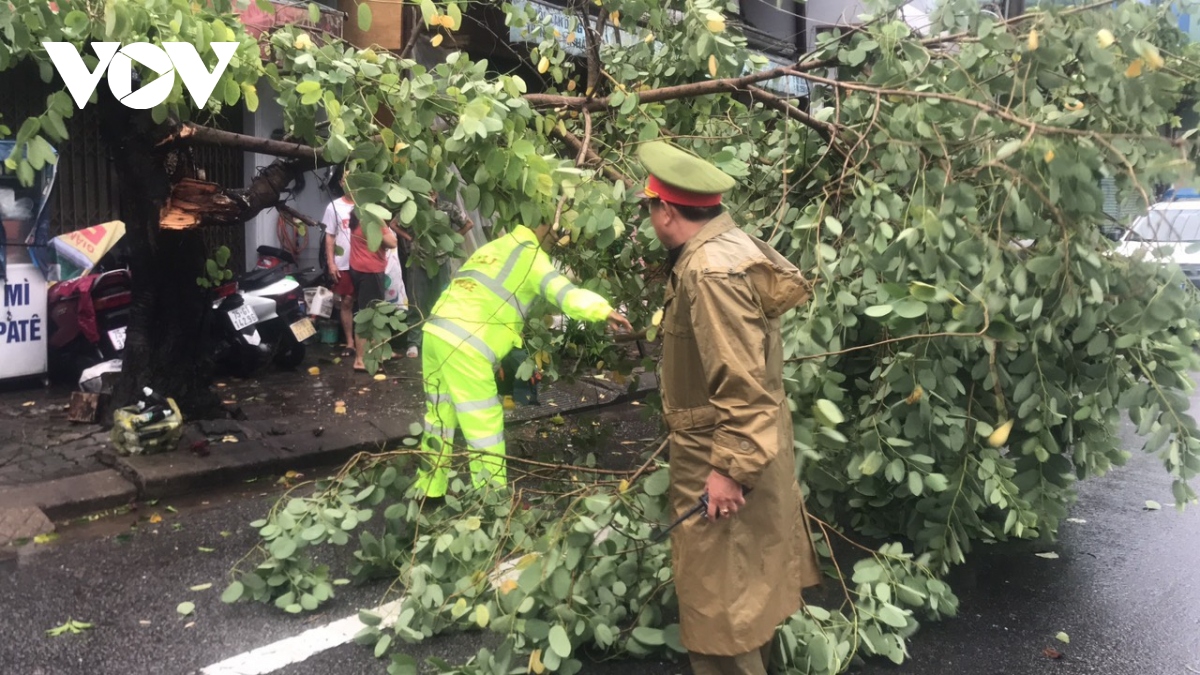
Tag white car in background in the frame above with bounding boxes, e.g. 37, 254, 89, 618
1117, 200, 1200, 288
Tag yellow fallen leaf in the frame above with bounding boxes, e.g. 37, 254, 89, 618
567, 79, 576, 91
149, 513, 163, 524
1096, 29, 1114, 48
706, 12, 725, 33
988, 420, 1014, 448
334, 400, 347, 415
609, 11, 620, 24
708, 54, 718, 78
308, 366, 320, 375
431, 34, 444, 47
1044, 149, 1055, 163
905, 385, 924, 405
644, 32, 654, 43
537, 56, 550, 74
618, 479, 630, 493
566, 32, 576, 44
285, 470, 303, 479
221, 435, 239, 443
22, 401, 35, 407
651, 308, 664, 326
529, 649, 546, 675
556, 235, 570, 247
1125, 59, 1144, 78
33, 532, 59, 544
502, 395, 516, 411
374, 374, 387, 381
1027, 29, 1039, 51
499, 579, 518, 594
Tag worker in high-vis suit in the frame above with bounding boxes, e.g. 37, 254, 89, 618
415, 221, 633, 498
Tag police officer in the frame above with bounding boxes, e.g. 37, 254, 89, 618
638, 141, 821, 675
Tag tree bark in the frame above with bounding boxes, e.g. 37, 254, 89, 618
96, 94, 222, 416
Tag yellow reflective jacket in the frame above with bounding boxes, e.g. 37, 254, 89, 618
426, 226, 613, 363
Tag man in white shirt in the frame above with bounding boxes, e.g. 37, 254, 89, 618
321, 167, 356, 354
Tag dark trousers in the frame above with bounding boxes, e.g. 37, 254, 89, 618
406, 260, 451, 348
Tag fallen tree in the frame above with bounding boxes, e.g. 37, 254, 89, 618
3, 0, 1200, 672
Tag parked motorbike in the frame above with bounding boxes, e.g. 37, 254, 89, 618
46, 268, 133, 380
210, 247, 316, 377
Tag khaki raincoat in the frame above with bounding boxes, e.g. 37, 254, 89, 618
661, 214, 822, 656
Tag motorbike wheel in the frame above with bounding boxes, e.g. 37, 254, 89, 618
273, 336, 306, 369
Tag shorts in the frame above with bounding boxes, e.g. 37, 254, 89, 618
350, 270, 386, 312
332, 270, 354, 297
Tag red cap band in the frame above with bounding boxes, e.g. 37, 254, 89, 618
643, 174, 723, 207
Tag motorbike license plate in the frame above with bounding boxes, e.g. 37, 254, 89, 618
108, 327, 127, 351
289, 317, 316, 342
228, 305, 258, 331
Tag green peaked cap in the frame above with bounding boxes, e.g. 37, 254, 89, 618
636, 141, 735, 194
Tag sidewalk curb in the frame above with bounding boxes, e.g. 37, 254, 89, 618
0, 375, 657, 533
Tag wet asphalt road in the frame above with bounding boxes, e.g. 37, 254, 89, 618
1, 403, 1198, 675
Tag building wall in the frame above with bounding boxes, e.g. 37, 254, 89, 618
241, 85, 330, 272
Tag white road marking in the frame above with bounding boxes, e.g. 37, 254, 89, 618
198, 598, 403, 675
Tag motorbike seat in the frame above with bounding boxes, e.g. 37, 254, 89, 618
238, 266, 287, 291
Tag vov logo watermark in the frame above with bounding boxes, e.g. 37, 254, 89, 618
42, 42, 239, 110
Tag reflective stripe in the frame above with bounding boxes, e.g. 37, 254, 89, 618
458, 269, 530, 318
539, 270, 565, 297
554, 281, 578, 308
426, 392, 452, 406
466, 431, 506, 449
498, 241, 535, 281
456, 395, 501, 414
423, 421, 451, 438
428, 318, 498, 364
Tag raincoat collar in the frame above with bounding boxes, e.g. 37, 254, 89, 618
675, 213, 737, 273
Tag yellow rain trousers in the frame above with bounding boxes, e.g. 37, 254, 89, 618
415, 225, 614, 497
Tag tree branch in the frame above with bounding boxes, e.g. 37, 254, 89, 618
524, 63, 816, 111
167, 123, 323, 160
277, 202, 323, 231
552, 126, 634, 187
746, 86, 838, 140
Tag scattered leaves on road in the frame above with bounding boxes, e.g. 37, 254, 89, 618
1056, 631, 1070, 644
1066, 518, 1087, 524
1042, 647, 1063, 660
219, 531, 232, 538
197, 546, 215, 553
1035, 552, 1060, 559
189, 583, 213, 592
334, 400, 347, 415
177, 601, 195, 617
308, 366, 320, 375
1144, 500, 1162, 510
22, 401, 35, 407
46, 619, 92, 636
148, 513, 163, 524
33, 532, 59, 545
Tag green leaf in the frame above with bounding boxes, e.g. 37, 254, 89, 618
189, 583, 213, 592
995, 139, 1022, 161
865, 304, 893, 318
221, 581, 245, 604
1056, 631, 1070, 644
907, 471, 923, 496
631, 627, 664, 645
419, 0, 437, 24
815, 399, 845, 426
269, 537, 297, 559
375, 633, 392, 658
177, 601, 195, 616
548, 624, 572, 658
308, 2, 321, 24
643, 469, 669, 496
357, 3, 372, 31
893, 300, 927, 319
1144, 500, 1162, 510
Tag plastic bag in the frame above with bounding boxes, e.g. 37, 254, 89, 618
110, 397, 183, 456
383, 248, 408, 309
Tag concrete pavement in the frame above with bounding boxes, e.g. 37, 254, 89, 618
0, 344, 656, 544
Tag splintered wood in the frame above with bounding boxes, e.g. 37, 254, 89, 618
159, 178, 241, 230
